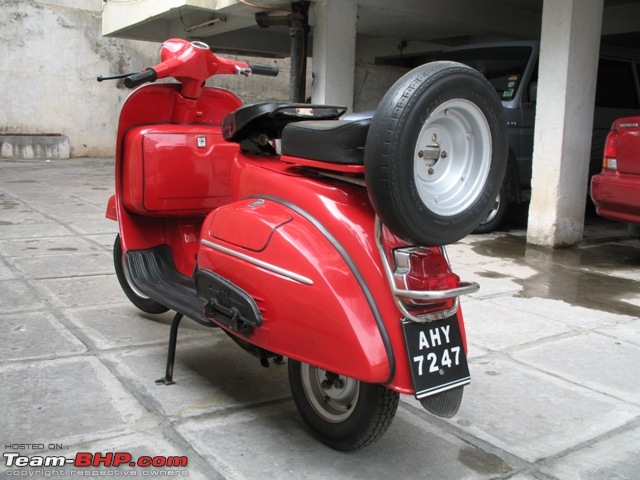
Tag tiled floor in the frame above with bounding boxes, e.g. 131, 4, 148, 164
1, 158, 639, 479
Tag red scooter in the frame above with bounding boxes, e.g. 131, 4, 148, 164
99, 39, 506, 451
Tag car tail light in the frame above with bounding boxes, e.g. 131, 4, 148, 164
602, 131, 618, 170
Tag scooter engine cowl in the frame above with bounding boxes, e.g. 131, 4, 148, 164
197, 198, 392, 384
205, 198, 292, 251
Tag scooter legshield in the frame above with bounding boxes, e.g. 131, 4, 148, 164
196, 198, 392, 384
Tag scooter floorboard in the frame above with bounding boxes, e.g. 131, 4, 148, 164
125, 245, 210, 327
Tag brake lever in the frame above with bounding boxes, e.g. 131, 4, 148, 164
96, 73, 136, 82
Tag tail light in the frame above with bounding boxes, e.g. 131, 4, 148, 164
393, 247, 461, 301
602, 130, 618, 170
376, 219, 478, 322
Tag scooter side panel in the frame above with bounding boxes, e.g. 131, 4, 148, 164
231, 158, 415, 392
113, 84, 242, 255
231, 157, 469, 394
122, 125, 236, 216
198, 199, 391, 383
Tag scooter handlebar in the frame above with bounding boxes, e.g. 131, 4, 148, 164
124, 68, 158, 89
248, 63, 279, 77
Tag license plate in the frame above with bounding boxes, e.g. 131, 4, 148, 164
401, 316, 470, 399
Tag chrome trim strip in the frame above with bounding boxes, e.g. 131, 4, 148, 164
201, 239, 314, 286
394, 283, 480, 301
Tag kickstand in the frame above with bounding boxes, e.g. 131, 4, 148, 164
155, 312, 183, 386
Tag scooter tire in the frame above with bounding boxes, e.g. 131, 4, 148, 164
113, 235, 169, 315
364, 61, 508, 245
288, 359, 399, 451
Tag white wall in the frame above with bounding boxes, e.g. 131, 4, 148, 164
0, 0, 295, 157
0, 0, 159, 157
0, 0, 400, 157
207, 56, 308, 106
353, 63, 408, 112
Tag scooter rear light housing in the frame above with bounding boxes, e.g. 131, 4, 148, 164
392, 247, 461, 304
375, 218, 479, 323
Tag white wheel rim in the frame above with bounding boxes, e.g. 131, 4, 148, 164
413, 98, 492, 217
482, 192, 502, 225
300, 364, 359, 423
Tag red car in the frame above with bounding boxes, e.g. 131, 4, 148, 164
591, 116, 640, 236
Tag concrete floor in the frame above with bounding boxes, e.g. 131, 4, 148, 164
1, 158, 639, 479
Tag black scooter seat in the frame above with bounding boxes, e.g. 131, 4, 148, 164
281, 117, 372, 165
222, 102, 347, 143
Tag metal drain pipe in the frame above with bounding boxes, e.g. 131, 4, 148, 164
255, 1, 310, 103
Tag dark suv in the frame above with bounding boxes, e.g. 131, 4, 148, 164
437, 41, 640, 232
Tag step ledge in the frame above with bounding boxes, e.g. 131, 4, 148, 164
0, 134, 70, 159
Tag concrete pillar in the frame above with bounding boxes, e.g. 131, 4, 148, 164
526, 0, 603, 248
310, 0, 358, 111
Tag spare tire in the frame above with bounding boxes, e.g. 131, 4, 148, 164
364, 61, 507, 245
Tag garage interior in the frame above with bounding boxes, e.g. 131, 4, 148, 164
101, 0, 640, 248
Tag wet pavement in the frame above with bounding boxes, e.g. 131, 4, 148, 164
1, 157, 639, 479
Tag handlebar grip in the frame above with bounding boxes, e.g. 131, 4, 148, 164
248, 63, 279, 77
124, 68, 158, 88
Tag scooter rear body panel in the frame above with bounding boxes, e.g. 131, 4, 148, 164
194, 153, 429, 391
197, 197, 392, 384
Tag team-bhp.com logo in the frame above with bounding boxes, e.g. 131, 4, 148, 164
4, 451, 188, 476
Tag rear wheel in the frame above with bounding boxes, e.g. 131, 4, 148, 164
113, 234, 169, 314
365, 61, 508, 245
288, 359, 399, 451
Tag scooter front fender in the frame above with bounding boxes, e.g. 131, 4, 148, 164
197, 198, 392, 383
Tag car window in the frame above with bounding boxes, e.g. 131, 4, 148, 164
595, 58, 640, 108
438, 47, 532, 100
